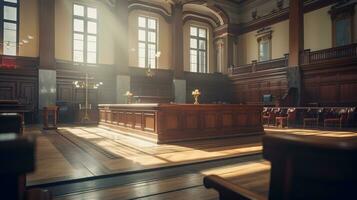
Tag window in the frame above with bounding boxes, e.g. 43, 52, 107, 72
73, 4, 97, 64
138, 16, 157, 68
257, 31, 272, 62
330, 6, 354, 47
1, 0, 19, 56
335, 18, 351, 46
190, 26, 207, 73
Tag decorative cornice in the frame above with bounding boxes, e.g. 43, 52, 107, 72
128, 0, 172, 22
237, 0, 341, 35
183, 11, 219, 28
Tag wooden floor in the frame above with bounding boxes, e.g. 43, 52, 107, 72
25, 125, 262, 186
26, 125, 357, 200
54, 159, 270, 200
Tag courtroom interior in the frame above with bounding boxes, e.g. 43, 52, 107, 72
0, 0, 357, 199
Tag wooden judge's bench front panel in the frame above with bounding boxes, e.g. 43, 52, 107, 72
98, 104, 264, 143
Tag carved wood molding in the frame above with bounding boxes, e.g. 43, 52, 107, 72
128, 0, 172, 22
237, 0, 341, 35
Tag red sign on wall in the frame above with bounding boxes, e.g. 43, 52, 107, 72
0, 56, 17, 69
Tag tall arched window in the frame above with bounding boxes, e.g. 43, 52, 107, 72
73, 3, 98, 64
1, 0, 19, 56
138, 16, 158, 68
190, 26, 207, 73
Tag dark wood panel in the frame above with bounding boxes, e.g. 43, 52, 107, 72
185, 72, 233, 104
0, 62, 38, 123
129, 67, 174, 100
56, 60, 116, 122
301, 55, 357, 106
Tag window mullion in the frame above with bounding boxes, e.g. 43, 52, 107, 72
84, 7, 87, 64
197, 37, 199, 72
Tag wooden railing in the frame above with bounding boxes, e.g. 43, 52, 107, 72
301, 43, 357, 65
230, 43, 357, 75
230, 56, 287, 75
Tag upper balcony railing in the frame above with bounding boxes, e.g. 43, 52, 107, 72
301, 43, 357, 65
230, 43, 357, 75
230, 56, 288, 75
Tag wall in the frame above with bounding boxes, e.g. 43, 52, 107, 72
19, 0, 39, 57
54, 0, 115, 64
304, 6, 332, 51
238, 20, 289, 65
128, 9, 172, 69
183, 20, 215, 73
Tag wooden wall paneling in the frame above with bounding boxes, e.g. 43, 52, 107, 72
185, 72, 234, 104
301, 56, 357, 106
0, 65, 38, 123
55, 61, 117, 122
0, 81, 16, 100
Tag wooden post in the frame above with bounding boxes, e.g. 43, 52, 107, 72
287, 0, 304, 106
39, 0, 55, 69
171, 3, 184, 79
289, 0, 304, 67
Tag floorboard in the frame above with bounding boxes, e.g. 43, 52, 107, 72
25, 125, 262, 186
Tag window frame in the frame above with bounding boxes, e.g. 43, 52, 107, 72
330, 5, 355, 47
137, 15, 158, 69
257, 30, 272, 62
189, 25, 208, 73
72, 3, 98, 65
0, 0, 20, 56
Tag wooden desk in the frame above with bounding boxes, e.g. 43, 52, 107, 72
99, 104, 264, 143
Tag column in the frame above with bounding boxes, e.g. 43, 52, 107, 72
288, 0, 304, 105
215, 38, 224, 73
224, 34, 236, 74
171, 3, 186, 103
38, 0, 56, 117
115, 0, 130, 103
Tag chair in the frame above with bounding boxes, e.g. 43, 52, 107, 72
275, 108, 296, 128
347, 107, 356, 127
303, 108, 321, 128
262, 108, 276, 127
324, 108, 348, 128
204, 134, 357, 200
0, 133, 52, 200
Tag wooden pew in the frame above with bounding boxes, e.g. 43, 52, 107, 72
204, 134, 357, 200
0, 133, 51, 200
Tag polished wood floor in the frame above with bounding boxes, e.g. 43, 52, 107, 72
25, 125, 262, 186
54, 160, 270, 200
26, 125, 357, 199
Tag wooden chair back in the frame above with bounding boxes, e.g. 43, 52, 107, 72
263, 134, 357, 200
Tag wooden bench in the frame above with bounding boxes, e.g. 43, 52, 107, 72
0, 133, 52, 200
204, 134, 357, 200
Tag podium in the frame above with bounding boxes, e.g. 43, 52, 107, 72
43, 106, 58, 130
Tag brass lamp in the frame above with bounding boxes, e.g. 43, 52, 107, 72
192, 89, 201, 104
73, 73, 103, 122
